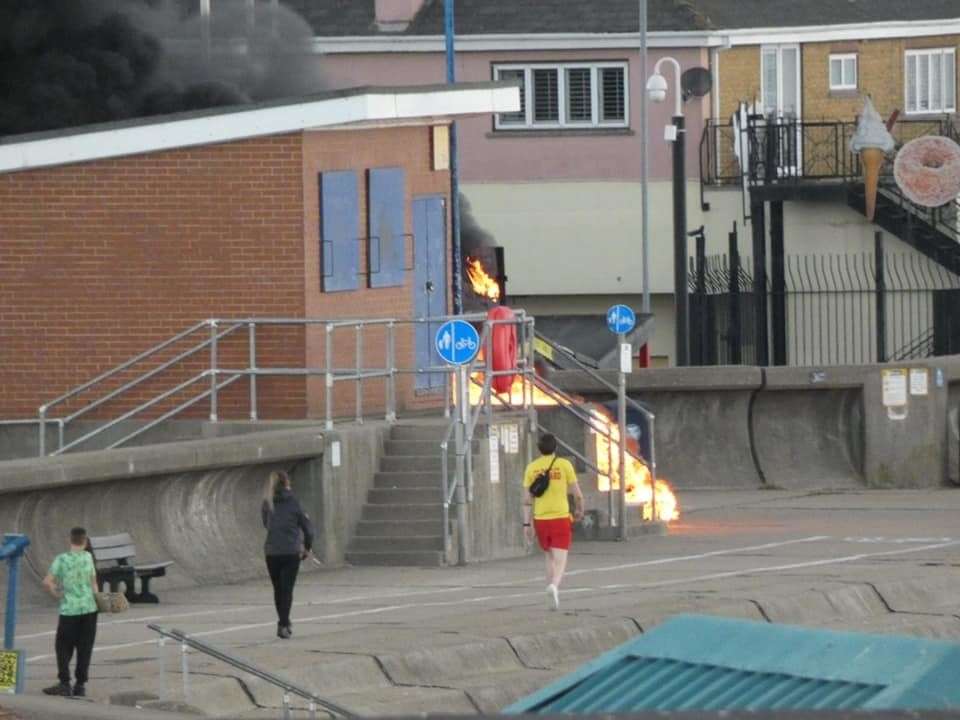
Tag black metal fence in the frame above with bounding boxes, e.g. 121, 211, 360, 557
690, 244, 960, 367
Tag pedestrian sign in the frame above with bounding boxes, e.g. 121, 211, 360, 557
606, 305, 636, 335
435, 319, 480, 366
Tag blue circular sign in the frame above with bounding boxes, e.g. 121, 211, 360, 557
435, 319, 480, 366
606, 304, 636, 335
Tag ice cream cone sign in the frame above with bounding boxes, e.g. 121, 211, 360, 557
850, 98, 896, 221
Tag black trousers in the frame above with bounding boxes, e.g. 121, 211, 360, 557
55, 612, 98, 685
266, 554, 300, 628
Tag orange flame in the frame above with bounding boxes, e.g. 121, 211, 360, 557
465, 257, 501, 302
463, 369, 679, 523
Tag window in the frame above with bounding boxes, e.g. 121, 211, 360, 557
761, 45, 801, 119
493, 62, 629, 130
829, 53, 858, 91
905, 48, 956, 114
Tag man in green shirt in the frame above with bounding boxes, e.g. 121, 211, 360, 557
42, 527, 98, 697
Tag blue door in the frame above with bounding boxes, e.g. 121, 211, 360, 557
413, 196, 448, 390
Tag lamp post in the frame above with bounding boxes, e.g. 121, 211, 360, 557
646, 57, 688, 367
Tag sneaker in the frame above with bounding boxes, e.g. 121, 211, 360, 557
72, 684, 86, 697
278, 625, 292, 639
546, 584, 559, 611
43, 682, 71, 696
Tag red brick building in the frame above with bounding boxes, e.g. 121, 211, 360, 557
0, 83, 516, 435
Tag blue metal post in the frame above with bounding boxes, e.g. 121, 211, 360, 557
2, 534, 30, 650
444, 0, 464, 314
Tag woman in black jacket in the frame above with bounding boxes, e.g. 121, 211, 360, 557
262, 470, 315, 639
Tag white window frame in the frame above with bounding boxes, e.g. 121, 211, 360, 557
493, 61, 629, 131
904, 48, 957, 115
760, 44, 802, 120
829, 53, 858, 91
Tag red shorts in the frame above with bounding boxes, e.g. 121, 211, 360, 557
534, 517, 572, 551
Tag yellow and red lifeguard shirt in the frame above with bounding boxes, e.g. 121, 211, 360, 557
523, 454, 577, 520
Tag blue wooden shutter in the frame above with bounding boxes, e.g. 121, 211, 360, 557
320, 171, 359, 292
367, 168, 406, 288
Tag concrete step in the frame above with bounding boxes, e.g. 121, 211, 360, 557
356, 519, 444, 537
381, 455, 444, 473
368, 487, 441, 505
390, 424, 451, 442
362, 503, 443, 521
375, 471, 444, 489
346, 549, 445, 567
385, 440, 478, 456
348, 535, 445, 552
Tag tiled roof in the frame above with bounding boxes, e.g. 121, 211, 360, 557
283, 0, 960, 37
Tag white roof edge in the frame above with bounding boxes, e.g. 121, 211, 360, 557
0, 85, 520, 175
312, 17, 960, 53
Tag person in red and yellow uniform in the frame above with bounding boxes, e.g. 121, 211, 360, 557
523, 433, 584, 610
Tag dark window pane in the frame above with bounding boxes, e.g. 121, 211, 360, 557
566, 68, 592, 123
600, 67, 626, 123
533, 68, 559, 122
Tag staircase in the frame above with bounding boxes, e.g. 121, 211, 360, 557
346, 421, 474, 567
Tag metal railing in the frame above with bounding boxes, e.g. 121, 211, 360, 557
34, 312, 536, 457
148, 624, 353, 719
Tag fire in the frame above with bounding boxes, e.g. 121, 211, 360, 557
466, 257, 501, 302
464, 369, 679, 523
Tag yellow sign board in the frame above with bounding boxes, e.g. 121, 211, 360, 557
0, 649, 24, 694
533, 337, 554, 361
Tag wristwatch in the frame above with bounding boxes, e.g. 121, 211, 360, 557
523, 522, 531, 527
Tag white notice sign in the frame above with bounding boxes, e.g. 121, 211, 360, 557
501, 424, 519, 454
488, 433, 500, 484
620, 343, 633, 374
909, 368, 929, 396
881, 369, 908, 408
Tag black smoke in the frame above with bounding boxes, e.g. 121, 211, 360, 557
459, 193, 495, 256
0, 0, 323, 138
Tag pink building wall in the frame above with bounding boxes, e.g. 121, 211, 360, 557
317, 47, 709, 182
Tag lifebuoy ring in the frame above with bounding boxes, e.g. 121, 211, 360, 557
487, 306, 517, 394
894, 136, 960, 208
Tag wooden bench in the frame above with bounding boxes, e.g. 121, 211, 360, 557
89, 533, 174, 604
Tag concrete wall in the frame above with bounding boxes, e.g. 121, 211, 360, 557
551, 359, 960, 491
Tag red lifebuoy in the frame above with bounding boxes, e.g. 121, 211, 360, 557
487, 306, 517, 394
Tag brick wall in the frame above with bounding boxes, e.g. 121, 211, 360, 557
301, 125, 452, 420
718, 46, 762, 122
0, 134, 308, 421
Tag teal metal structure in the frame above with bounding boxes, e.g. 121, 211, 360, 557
505, 615, 960, 714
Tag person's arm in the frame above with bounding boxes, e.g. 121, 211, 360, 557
261, 500, 271, 530
570, 480, 585, 521
522, 467, 535, 544
298, 503, 315, 556
87, 554, 99, 596
43, 558, 62, 600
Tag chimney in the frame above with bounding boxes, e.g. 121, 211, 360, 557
375, 0, 427, 31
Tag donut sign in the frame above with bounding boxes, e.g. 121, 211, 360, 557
893, 136, 960, 208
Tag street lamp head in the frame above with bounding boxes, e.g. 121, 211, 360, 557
646, 72, 668, 103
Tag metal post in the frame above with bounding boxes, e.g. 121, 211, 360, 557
158, 637, 168, 699
484, 319, 494, 421
180, 641, 190, 701
4, 554, 20, 649
325, 324, 334, 430
617, 333, 628, 540
695, 228, 707, 366
209, 320, 219, 422
445, 0, 464, 314
282, 693, 292, 720
648, 415, 658, 521
771, 201, 787, 365
751, 199, 769, 366
729, 223, 742, 364
606, 423, 615, 528
876, 231, 887, 363
248, 322, 258, 421
386, 322, 397, 422
639, 0, 650, 314
455, 365, 469, 566
355, 325, 363, 424
38, 407, 46, 457
200, 0, 211, 68
673, 114, 689, 367
309, 701, 318, 720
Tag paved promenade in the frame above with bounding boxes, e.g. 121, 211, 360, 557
5, 489, 960, 718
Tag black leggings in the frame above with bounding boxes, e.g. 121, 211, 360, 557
266, 554, 300, 628
56, 612, 98, 685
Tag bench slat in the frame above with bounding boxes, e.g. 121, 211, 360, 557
135, 561, 173, 572
89, 533, 134, 549
93, 547, 136, 562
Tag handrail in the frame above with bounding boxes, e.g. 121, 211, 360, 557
148, 624, 353, 719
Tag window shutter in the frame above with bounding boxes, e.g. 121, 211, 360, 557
566, 68, 592, 123
533, 68, 559, 122
367, 168, 406, 289
497, 68, 526, 124
320, 171, 359, 292
600, 67, 625, 122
